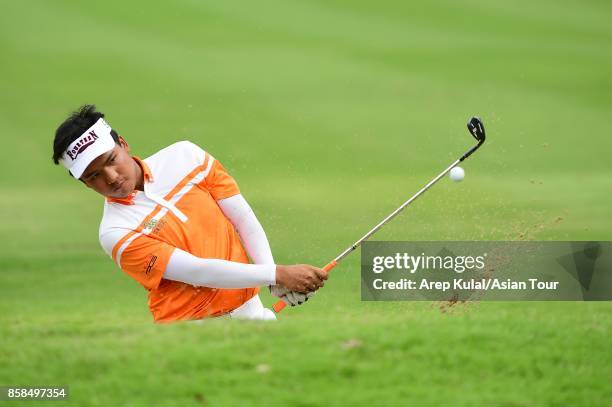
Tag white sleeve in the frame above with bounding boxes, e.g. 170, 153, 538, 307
164, 248, 276, 288
217, 194, 275, 265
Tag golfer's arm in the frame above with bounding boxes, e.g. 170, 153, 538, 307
164, 248, 276, 288
217, 194, 274, 265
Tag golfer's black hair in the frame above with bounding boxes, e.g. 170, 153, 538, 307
52, 104, 120, 165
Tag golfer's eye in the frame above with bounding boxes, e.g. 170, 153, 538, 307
109, 156, 115, 163
89, 173, 98, 180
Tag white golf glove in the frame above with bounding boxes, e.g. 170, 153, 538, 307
269, 285, 315, 306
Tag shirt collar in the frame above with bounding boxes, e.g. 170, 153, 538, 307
133, 156, 153, 183
105, 156, 152, 205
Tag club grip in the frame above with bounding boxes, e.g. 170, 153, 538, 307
272, 261, 337, 313
322, 261, 337, 273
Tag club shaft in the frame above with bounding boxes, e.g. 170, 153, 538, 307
332, 158, 461, 263
274, 130, 485, 313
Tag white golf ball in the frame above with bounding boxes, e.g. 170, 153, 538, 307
449, 166, 465, 182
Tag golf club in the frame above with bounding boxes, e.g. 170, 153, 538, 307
273, 117, 487, 312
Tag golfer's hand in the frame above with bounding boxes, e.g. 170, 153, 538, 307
269, 285, 315, 306
275, 264, 327, 293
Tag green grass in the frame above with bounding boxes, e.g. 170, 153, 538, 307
1, 0, 612, 405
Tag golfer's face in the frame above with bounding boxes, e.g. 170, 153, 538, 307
80, 139, 138, 198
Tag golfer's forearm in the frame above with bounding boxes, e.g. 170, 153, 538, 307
164, 248, 276, 288
218, 194, 274, 265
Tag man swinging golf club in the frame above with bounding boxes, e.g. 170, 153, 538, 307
52, 105, 326, 322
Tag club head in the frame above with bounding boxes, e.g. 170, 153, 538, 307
467, 117, 485, 143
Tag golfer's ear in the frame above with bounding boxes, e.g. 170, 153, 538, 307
118, 136, 130, 152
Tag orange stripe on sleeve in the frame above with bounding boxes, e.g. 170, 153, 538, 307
112, 230, 137, 264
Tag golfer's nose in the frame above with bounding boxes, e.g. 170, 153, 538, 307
104, 167, 119, 184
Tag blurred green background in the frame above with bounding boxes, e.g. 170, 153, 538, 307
1, 0, 611, 405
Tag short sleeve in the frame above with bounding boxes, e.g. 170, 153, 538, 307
201, 159, 241, 201
114, 234, 175, 290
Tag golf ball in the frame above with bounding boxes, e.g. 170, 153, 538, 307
450, 166, 465, 182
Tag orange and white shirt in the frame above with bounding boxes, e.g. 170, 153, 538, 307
99, 141, 262, 322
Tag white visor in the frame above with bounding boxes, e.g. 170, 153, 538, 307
60, 118, 116, 179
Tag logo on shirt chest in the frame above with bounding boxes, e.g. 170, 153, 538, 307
141, 218, 167, 235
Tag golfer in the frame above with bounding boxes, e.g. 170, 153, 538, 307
52, 105, 326, 322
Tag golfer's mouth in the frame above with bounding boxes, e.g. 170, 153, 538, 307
112, 180, 125, 191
